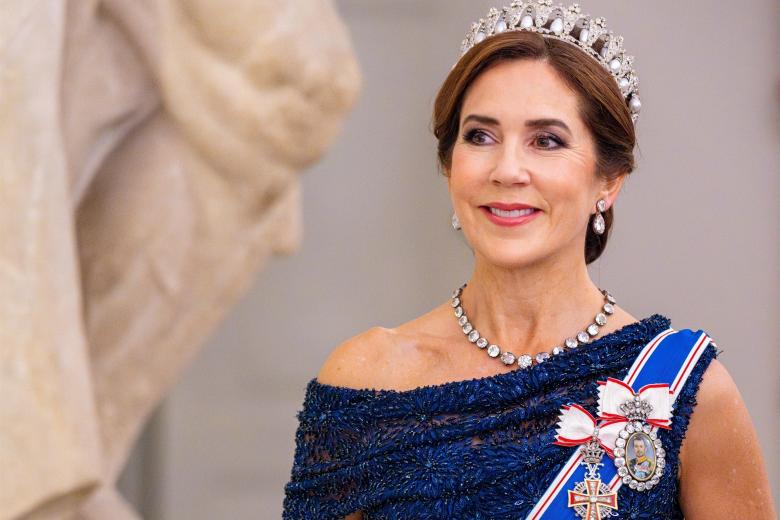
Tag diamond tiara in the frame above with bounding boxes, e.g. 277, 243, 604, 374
457, 1, 641, 124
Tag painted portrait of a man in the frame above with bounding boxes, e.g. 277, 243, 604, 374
627, 433, 656, 481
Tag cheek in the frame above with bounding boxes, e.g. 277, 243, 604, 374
451, 146, 483, 176
542, 175, 586, 214
548, 163, 596, 202
450, 148, 486, 194
540, 179, 595, 237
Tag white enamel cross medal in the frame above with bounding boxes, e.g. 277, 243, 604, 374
553, 405, 620, 519
567, 436, 618, 520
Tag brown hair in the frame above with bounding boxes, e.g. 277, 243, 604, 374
432, 31, 637, 264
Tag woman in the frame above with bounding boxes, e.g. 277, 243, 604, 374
282, 2, 776, 518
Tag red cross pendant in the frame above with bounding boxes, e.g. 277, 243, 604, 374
567, 478, 619, 520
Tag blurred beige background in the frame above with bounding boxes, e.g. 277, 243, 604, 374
119, 0, 780, 517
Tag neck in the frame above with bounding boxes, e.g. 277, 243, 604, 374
460, 250, 606, 357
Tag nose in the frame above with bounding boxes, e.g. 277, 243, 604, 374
487, 139, 531, 186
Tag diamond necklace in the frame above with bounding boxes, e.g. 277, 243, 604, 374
450, 282, 616, 369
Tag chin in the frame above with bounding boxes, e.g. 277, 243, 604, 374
476, 245, 545, 269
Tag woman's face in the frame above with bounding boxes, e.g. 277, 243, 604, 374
448, 58, 622, 269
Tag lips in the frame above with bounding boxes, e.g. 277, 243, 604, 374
487, 206, 536, 216
479, 205, 541, 227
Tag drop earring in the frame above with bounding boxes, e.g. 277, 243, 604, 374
592, 199, 607, 235
451, 211, 461, 230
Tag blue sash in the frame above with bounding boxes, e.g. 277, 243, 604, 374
526, 327, 712, 519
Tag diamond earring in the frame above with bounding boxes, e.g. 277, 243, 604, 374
451, 211, 461, 230
592, 199, 607, 235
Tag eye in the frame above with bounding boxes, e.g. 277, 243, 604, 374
462, 128, 494, 145
534, 132, 566, 150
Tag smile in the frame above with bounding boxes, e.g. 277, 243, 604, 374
480, 206, 541, 227
488, 207, 535, 218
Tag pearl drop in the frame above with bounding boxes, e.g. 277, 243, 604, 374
494, 20, 507, 33
475, 31, 486, 43
609, 58, 621, 72
629, 95, 642, 113
550, 18, 564, 35
619, 77, 630, 89
578, 28, 589, 43
520, 15, 534, 29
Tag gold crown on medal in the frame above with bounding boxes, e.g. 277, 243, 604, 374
457, 1, 642, 124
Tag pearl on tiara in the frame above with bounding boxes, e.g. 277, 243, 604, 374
457, 1, 642, 124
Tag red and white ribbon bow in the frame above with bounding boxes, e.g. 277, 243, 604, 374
596, 377, 673, 430
553, 404, 625, 457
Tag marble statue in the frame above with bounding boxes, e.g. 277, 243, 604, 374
0, 0, 360, 518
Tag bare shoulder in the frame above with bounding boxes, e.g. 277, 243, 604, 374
679, 358, 777, 518
316, 302, 453, 391
681, 358, 735, 420
315, 326, 394, 390
680, 358, 748, 456
678, 358, 742, 469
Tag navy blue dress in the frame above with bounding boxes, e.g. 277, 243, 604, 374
282, 314, 720, 519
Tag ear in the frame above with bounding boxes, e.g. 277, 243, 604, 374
598, 173, 627, 211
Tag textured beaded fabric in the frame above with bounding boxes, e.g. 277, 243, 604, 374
282, 314, 721, 519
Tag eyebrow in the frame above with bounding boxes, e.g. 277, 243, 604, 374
462, 114, 572, 135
